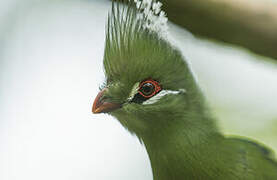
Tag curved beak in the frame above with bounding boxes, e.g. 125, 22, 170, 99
92, 88, 121, 114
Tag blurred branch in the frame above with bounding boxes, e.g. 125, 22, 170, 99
163, 0, 277, 60
119, 0, 277, 60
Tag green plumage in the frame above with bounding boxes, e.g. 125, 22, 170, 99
100, 1, 277, 179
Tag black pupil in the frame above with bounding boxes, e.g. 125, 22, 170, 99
141, 83, 155, 96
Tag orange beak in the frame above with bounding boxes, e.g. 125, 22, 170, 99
92, 88, 121, 114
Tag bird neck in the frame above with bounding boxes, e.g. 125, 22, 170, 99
141, 109, 225, 180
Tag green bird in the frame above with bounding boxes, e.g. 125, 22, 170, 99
92, 1, 277, 179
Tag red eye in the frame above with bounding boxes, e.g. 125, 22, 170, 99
138, 79, 162, 98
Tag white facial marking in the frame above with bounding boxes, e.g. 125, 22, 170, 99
127, 82, 140, 101
142, 89, 186, 105
127, 82, 186, 105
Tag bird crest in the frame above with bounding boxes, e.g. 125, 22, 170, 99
106, 0, 168, 49
104, 0, 173, 82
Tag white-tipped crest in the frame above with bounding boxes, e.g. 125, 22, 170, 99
129, 0, 169, 39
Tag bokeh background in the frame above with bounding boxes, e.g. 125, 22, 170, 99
1, 0, 277, 180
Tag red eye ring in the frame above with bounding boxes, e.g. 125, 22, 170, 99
138, 79, 162, 98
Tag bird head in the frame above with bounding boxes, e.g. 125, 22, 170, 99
92, 1, 204, 138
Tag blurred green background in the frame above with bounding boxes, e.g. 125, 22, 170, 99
1, 0, 276, 180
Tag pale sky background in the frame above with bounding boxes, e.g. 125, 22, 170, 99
1, 0, 277, 180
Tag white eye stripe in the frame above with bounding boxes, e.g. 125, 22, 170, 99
142, 89, 186, 105
127, 82, 186, 105
127, 82, 140, 101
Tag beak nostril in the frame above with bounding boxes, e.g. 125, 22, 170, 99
99, 95, 108, 103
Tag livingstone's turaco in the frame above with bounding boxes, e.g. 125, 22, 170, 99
92, 0, 277, 179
